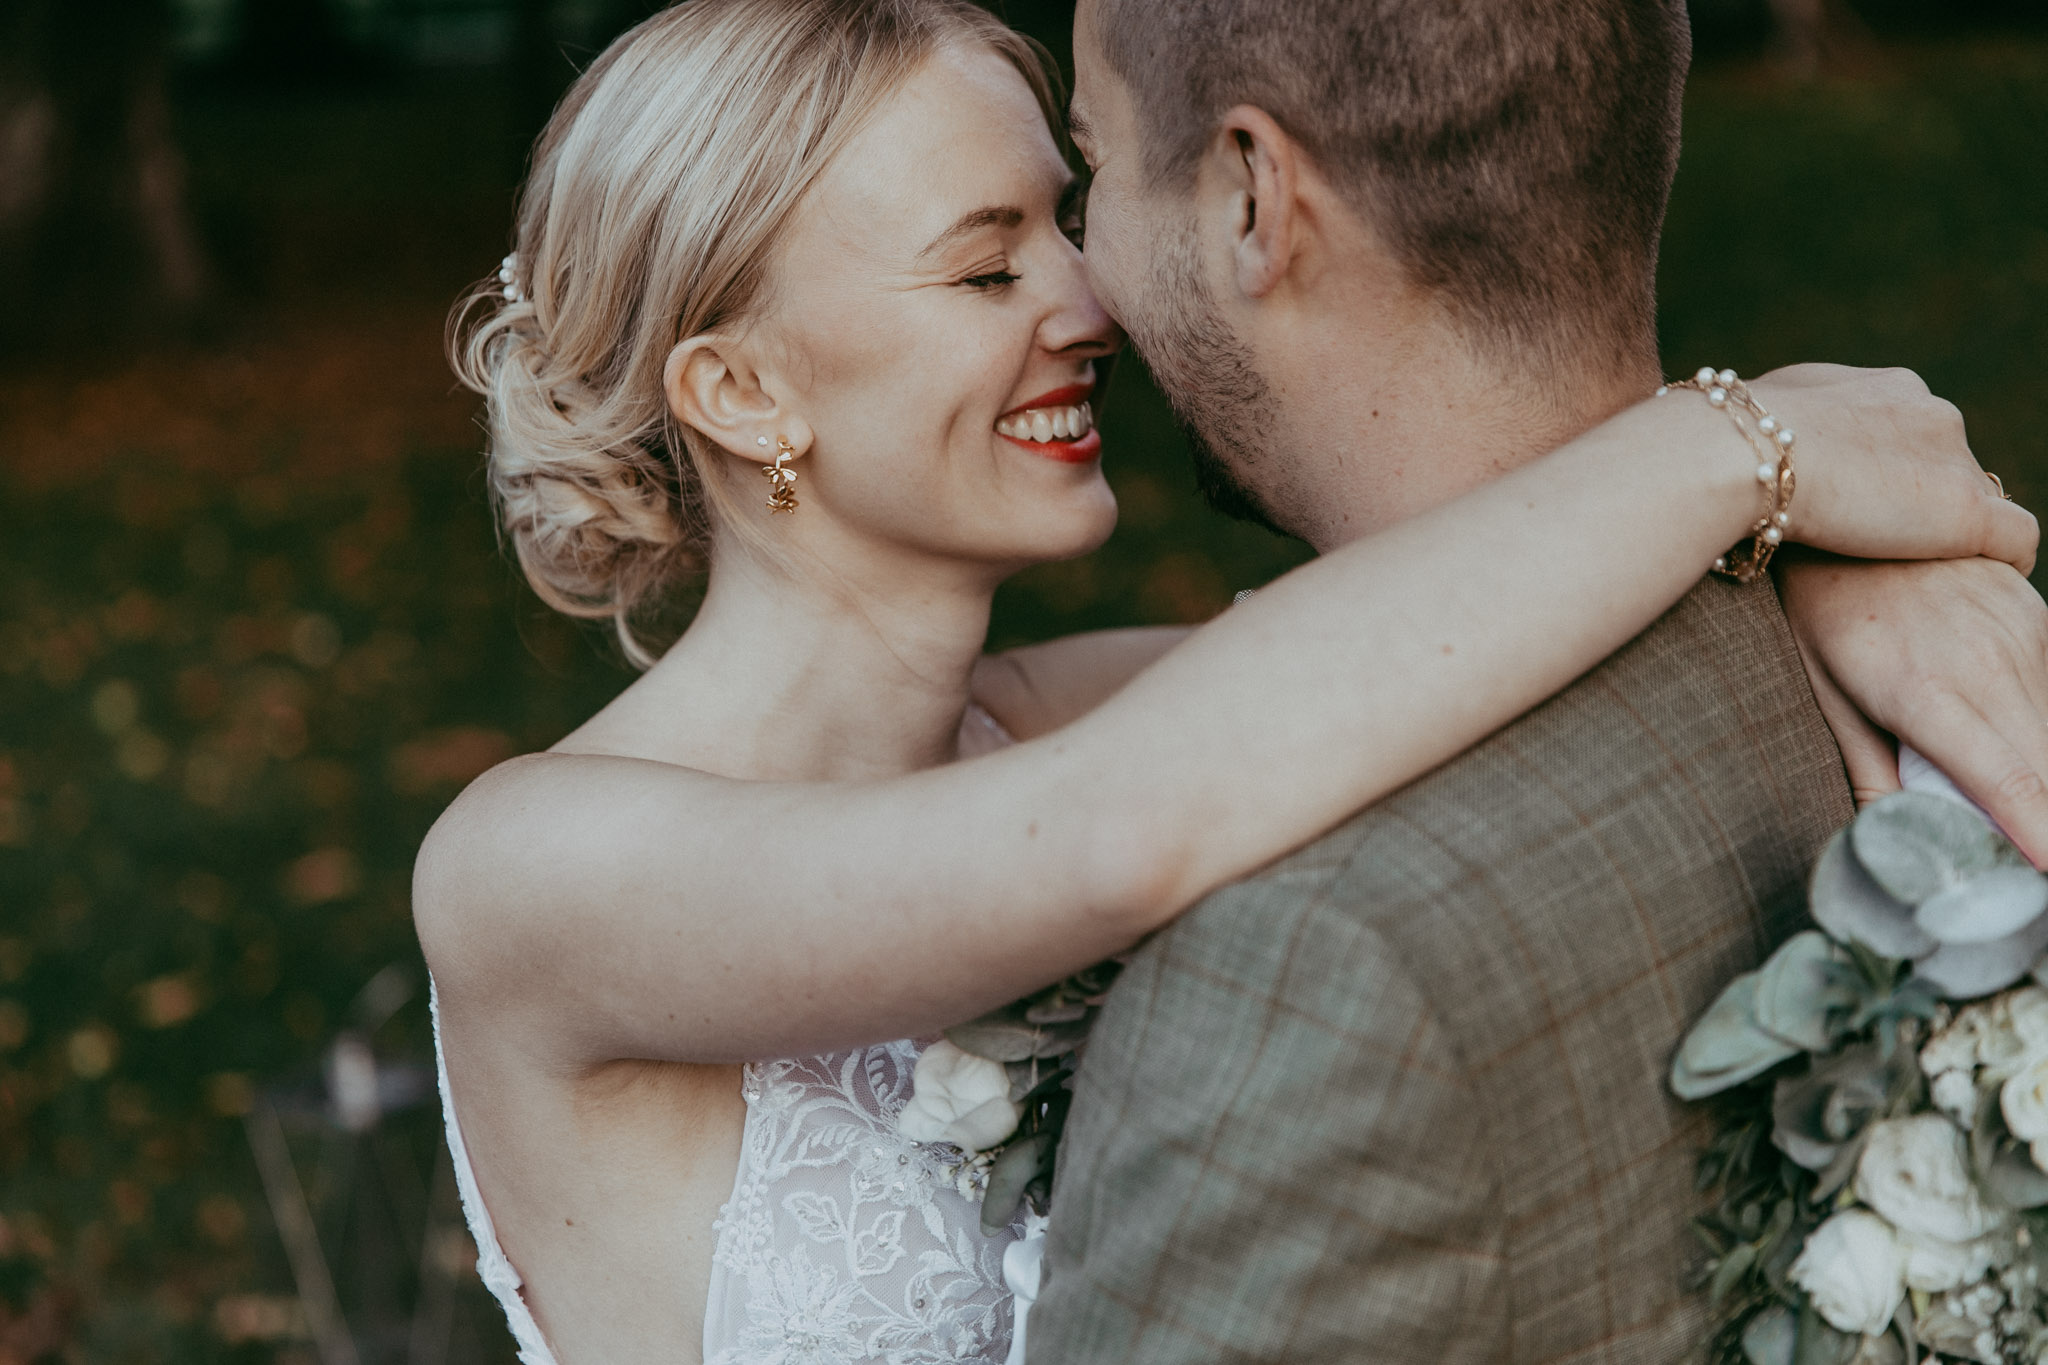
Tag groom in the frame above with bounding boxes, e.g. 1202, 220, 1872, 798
1034, 2, 1894, 1360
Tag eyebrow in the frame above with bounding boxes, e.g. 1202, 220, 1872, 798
1066, 106, 1095, 146
916, 206, 1025, 260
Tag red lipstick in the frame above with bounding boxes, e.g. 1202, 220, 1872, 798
997, 381, 1102, 465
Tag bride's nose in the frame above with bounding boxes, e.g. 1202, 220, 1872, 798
1037, 256, 1123, 359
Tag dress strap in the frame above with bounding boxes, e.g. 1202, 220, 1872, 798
430, 980, 560, 1365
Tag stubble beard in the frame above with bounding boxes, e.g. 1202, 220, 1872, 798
1121, 224, 1291, 539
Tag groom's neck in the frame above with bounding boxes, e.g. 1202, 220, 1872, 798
1276, 312, 1662, 554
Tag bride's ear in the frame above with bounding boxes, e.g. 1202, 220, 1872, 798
663, 336, 813, 464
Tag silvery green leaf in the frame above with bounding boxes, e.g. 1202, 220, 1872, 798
979, 1131, 1053, 1235
1810, 828, 1935, 959
1741, 1306, 1797, 1365
1710, 1242, 1756, 1309
1791, 1310, 1857, 1365
946, 1018, 1051, 1062
1753, 931, 1848, 1051
1912, 910, 2048, 998
1845, 1330, 1902, 1365
1914, 867, 2048, 944
1673, 975, 1802, 1099
1023, 998, 1090, 1025
1772, 1047, 1889, 1171
1984, 1145, 2048, 1208
1853, 791, 2028, 905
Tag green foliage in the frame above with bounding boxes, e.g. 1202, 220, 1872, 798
944, 962, 1121, 1234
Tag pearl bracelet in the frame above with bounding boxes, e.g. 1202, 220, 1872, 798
1658, 366, 1796, 583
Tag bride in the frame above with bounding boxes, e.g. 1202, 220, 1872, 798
416, 1, 2042, 1362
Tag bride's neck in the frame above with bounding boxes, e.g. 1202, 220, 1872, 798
635, 545, 996, 782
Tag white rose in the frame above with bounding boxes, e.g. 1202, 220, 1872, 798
1930, 1069, 1979, 1127
2002, 1054, 2048, 1140
897, 1041, 1021, 1153
2006, 986, 2048, 1053
1854, 1115, 2004, 1244
1789, 1210, 1907, 1336
1897, 1229, 2003, 1292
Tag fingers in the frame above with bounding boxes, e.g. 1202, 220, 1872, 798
1901, 691, 2048, 868
1981, 496, 2041, 575
1802, 651, 1901, 806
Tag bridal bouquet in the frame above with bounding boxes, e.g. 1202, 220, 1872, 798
1677, 787, 2048, 1364
897, 960, 1121, 1234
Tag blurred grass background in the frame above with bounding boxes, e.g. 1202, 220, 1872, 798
2, 1, 2045, 1361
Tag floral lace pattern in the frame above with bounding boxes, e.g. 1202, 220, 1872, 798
705, 1042, 1025, 1364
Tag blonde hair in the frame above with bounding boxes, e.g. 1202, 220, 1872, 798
450, 0, 1060, 666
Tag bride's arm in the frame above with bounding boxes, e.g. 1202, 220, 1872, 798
416, 364, 2030, 1066
973, 628, 1192, 739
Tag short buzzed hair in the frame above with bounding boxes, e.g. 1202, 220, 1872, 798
1091, 0, 1692, 365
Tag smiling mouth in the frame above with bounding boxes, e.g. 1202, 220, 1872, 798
995, 384, 1101, 463
995, 400, 1094, 444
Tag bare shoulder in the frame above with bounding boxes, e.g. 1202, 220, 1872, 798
411, 751, 714, 996
411, 753, 567, 984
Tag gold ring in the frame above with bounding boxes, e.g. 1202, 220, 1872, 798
1988, 471, 2014, 501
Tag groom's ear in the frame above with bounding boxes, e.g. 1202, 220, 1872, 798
1209, 105, 1307, 302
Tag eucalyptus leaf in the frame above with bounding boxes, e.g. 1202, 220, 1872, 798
980, 1131, 1053, 1234
1772, 1049, 1888, 1172
1853, 792, 2027, 905
1814, 1126, 1871, 1201
1810, 828, 1936, 959
1742, 1306, 1798, 1365
1911, 910, 2048, 999
1846, 1330, 1903, 1365
1674, 975, 1803, 1099
946, 1018, 1053, 1062
1754, 932, 1851, 1051
1023, 998, 1091, 1025
1792, 1308, 1857, 1365
1005, 1058, 1048, 1102
1711, 1242, 1757, 1309
1913, 867, 2048, 945
1984, 1145, 2048, 1208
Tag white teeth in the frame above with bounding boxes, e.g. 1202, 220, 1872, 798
998, 400, 1095, 443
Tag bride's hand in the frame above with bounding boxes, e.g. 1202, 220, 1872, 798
1779, 551, 2048, 863
1745, 364, 2036, 572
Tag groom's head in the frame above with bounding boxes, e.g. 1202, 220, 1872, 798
1070, 0, 1691, 538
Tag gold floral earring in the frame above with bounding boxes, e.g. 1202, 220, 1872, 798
758, 435, 799, 514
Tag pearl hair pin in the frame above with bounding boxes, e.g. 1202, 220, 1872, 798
497, 254, 525, 304
1659, 366, 1796, 583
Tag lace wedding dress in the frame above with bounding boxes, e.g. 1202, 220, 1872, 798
431, 705, 1043, 1365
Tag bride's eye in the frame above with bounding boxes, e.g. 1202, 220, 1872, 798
961, 268, 1020, 291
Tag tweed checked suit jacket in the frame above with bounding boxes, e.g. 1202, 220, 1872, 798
1028, 578, 1855, 1365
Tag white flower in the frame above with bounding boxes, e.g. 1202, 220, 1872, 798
2032, 1137, 2048, 1174
1921, 1008, 1985, 1078
2004, 985, 2048, 1053
897, 1041, 1020, 1154
1854, 1115, 2005, 1244
1789, 1210, 1907, 1335
2002, 1054, 2048, 1141
1898, 1229, 2004, 1292
1931, 1069, 1980, 1127
1973, 991, 2046, 1080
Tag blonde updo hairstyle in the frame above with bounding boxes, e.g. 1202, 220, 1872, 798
451, 0, 1060, 666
